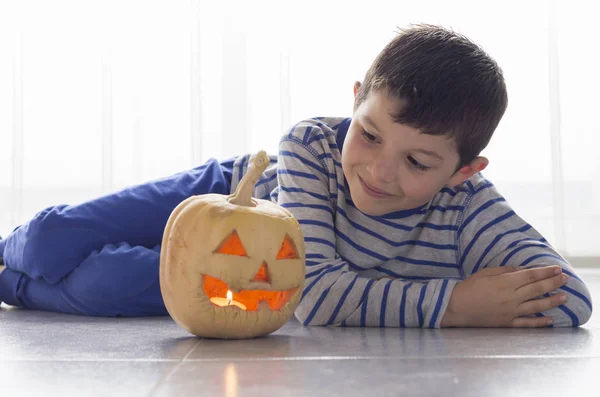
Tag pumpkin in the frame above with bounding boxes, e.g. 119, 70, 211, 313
159, 151, 306, 339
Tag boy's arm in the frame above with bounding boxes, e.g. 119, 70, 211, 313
456, 179, 593, 327
277, 131, 458, 328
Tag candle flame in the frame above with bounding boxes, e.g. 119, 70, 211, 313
226, 290, 232, 303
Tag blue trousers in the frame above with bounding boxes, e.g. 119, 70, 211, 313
0, 158, 234, 316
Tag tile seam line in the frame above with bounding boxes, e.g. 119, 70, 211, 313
146, 339, 202, 397
2, 354, 596, 363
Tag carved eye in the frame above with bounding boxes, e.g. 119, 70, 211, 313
276, 235, 300, 260
214, 230, 248, 257
252, 262, 270, 283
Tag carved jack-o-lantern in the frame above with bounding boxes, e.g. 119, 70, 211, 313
159, 151, 306, 339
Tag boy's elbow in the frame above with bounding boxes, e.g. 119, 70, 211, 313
558, 303, 592, 328
580, 304, 593, 327
575, 286, 593, 327
574, 282, 593, 327
556, 283, 593, 327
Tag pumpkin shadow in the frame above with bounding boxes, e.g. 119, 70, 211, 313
188, 334, 295, 359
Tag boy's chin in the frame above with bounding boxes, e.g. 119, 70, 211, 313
352, 198, 407, 217
352, 194, 428, 217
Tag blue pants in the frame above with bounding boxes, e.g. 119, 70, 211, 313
0, 158, 234, 316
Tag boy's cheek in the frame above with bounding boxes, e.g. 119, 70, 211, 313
401, 181, 441, 204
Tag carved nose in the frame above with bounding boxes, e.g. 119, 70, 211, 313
252, 262, 270, 283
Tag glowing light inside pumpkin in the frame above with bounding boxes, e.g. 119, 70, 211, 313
276, 236, 300, 259
204, 274, 297, 311
252, 262, 270, 283
215, 230, 248, 256
205, 232, 300, 311
209, 289, 247, 310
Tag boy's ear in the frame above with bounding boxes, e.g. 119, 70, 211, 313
448, 156, 489, 187
353, 81, 361, 98
353, 81, 362, 112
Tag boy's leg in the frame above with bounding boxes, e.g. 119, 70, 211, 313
0, 157, 234, 286
0, 243, 167, 316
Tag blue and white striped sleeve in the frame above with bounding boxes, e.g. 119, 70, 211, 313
277, 127, 458, 328
457, 179, 593, 327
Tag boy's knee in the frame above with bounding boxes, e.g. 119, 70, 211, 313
27, 205, 69, 233
19, 205, 70, 254
5, 205, 73, 282
20, 205, 108, 281
64, 243, 162, 314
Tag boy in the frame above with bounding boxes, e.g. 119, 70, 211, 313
0, 25, 592, 327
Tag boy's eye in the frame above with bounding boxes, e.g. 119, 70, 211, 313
408, 156, 430, 171
361, 130, 378, 143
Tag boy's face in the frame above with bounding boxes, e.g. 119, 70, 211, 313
342, 87, 484, 216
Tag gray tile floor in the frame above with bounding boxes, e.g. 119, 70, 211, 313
2, 269, 600, 397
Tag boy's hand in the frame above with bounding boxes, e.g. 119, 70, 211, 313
441, 266, 569, 328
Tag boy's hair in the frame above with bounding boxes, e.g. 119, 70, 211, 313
355, 24, 508, 168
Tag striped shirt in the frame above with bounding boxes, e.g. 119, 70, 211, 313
229, 117, 593, 328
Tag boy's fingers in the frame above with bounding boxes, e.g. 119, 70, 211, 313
511, 316, 554, 328
517, 292, 568, 316
506, 266, 563, 289
515, 272, 568, 301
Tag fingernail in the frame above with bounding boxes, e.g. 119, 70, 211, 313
561, 275, 568, 283
554, 267, 562, 275
560, 294, 568, 302
547, 319, 554, 325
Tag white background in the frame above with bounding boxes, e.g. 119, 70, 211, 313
0, 0, 598, 260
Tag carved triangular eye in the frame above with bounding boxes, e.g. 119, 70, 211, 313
276, 235, 299, 260
214, 230, 248, 256
252, 262, 270, 283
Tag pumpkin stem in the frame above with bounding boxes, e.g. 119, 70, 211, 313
227, 150, 270, 207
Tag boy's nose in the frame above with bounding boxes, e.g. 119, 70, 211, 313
368, 155, 398, 183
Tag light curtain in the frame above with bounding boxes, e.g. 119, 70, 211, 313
0, 0, 598, 263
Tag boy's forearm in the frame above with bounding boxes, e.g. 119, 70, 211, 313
298, 270, 459, 328
440, 297, 462, 327
440, 283, 470, 328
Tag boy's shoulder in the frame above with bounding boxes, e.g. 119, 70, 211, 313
291, 116, 349, 130
422, 173, 515, 231
284, 117, 351, 146
431, 172, 503, 209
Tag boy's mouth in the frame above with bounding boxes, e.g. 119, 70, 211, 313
358, 176, 393, 199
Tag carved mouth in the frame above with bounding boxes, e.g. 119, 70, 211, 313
202, 275, 298, 311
